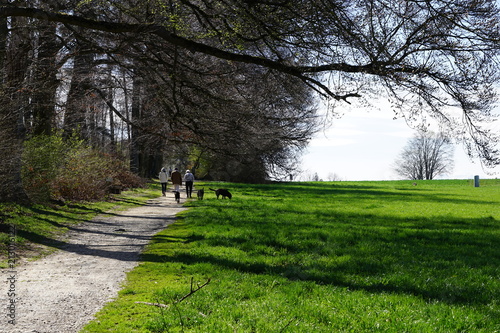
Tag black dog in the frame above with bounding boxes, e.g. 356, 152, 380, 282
197, 188, 205, 200
210, 188, 232, 199
174, 191, 180, 203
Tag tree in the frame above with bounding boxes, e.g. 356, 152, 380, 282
1, 1, 500, 200
394, 131, 454, 180
0, 1, 31, 203
30, 19, 59, 136
2, 1, 500, 158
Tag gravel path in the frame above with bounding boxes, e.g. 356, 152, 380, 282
1, 194, 186, 333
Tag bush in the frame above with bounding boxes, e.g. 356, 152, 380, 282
21, 135, 68, 202
22, 134, 143, 202
52, 147, 111, 201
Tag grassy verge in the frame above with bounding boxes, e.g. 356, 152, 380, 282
82, 180, 498, 332
0, 182, 161, 268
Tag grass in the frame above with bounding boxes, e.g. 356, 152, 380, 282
81, 179, 500, 332
0, 183, 160, 267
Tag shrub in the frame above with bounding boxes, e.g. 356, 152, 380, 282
52, 146, 110, 201
22, 134, 143, 202
21, 135, 68, 202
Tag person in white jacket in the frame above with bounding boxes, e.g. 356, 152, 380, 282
183, 170, 195, 198
159, 167, 169, 196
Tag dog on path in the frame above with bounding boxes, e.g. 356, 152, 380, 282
174, 191, 180, 203
209, 188, 232, 199
197, 188, 205, 200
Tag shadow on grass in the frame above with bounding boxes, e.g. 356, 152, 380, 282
210, 181, 499, 207
2, 199, 177, 263
141, 209, 499, 307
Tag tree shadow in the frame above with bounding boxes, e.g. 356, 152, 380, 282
12, 202, 179, 263
220, 181, 498, 207
140, 209, 499, 307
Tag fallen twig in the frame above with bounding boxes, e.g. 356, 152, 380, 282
135, 301, 170, 308
135, 277, 211, 308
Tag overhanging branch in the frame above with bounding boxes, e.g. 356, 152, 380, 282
0, 6, 361, 102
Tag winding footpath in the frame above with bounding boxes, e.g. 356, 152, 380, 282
1, 195, 185, 333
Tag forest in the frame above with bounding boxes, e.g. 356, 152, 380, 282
1, 0, 500, 202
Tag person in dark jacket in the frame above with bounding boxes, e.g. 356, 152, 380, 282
170, 168, 182, 192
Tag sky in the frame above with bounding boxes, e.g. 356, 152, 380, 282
299, 103, 500, 182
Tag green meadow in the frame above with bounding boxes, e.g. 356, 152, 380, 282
81, 179, 499, 332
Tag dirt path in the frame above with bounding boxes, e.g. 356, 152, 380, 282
1, 194, 186, 333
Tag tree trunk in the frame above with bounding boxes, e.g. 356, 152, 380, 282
129, 68, 142, 174
63, 42, 94, 140
0, 13, 31, 203
107, 68, 116, 153
31, 20, 59, 136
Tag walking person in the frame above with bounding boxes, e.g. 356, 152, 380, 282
170, 168, 182, 192
159, 167, 169, 196
184, 170, 195, 198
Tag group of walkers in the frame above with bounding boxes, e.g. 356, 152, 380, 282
159, 167, 195, 198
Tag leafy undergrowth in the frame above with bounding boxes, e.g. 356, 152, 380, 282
0, 183, 161, 268
84, 179, 500, 332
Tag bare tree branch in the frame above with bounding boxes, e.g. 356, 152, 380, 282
135, 278, 211, 309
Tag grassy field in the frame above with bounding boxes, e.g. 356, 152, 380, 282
80, 179, 500, 332
0, 184, 160, 267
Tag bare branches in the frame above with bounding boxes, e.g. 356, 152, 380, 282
1, 3, 499, 105
1, 0, 499, 169
0, 6, 363, 102
394, 130, 455, 180
135, 277, 211, 309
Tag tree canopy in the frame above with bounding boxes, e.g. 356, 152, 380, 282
6, 1, 500, 154
1, 0, 500, 200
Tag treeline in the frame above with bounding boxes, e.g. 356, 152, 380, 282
1, 1, 500, 203
0, 1, 318, 202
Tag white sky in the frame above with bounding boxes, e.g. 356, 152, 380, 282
299, 103, 500, 181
